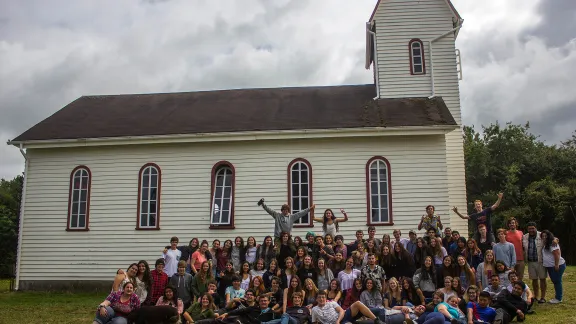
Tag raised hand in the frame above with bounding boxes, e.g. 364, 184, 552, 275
310, 204, 316, 210
497, 192, 504, 199
451, 206, 458, 213
257, 198, 265, 206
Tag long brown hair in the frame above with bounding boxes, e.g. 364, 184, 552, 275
322, 209, 339, 233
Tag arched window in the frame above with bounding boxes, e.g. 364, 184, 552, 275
287, 158, 313, 227
409, 39, 426, 75
210, 161, 235, 228
67, 166, 91, 231
366, 157, 393, 225
137, 163, 161, 230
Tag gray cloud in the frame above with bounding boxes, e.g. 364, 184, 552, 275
1, 0, 576, 179
528, 0, 576, 47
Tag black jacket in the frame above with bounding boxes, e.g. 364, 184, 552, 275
227, 305, 278, 323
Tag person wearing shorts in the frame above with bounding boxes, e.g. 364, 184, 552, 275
523, 222, 547, 303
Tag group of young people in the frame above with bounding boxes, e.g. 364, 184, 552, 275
92, 194, 567, 324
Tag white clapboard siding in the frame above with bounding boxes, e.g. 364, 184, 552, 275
20, 135, 452, 281
372, 0, 467, 231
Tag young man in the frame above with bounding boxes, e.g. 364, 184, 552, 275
280, 292, 311, 324
367, 226, 382, 248
442, 227, 453, 250
507, 271, 534, 314
169, 260, 193, 309
448, 231, 460, 255
476, 224, 493, 255
225, 276, 246, 308
305, 232, 318, 261
505, 217, 524, 277
150, 258, 169, 304
218, 293, 278, 323
162, 236, 182, 278
493, 229, 516, 269
483, 274, 506, 298
361, 253, 387, 292
452, 192, 503, 242
258, 198, 315, 244
315, 235, 335, 260
392, 229, 409, 248
418, 205, 443, 236
467, 291, 497, 324
492, 281, 528, 323
423, 228, 437, 246
406, 230, 417, 256
522, 222, 547, 303
311, 290, 381, 324
348, 230, 365, 253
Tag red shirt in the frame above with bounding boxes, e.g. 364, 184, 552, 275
505, 230, 524, 261
150, 269, 169, 304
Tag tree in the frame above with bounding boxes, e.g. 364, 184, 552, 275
0, 175, 23, 277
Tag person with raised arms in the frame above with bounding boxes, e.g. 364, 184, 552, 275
452, 192, 503, 242
258, 198, 315, 245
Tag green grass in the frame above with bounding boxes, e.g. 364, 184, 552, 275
0, 268, 575, 324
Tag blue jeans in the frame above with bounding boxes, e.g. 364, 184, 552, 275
260, 315, 283, 324
546, 263, 566, 300
93, 306, 128, 324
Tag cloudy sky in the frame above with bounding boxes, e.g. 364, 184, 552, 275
1, 0, 575, 179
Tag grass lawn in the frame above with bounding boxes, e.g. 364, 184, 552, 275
0, 267, 575, 323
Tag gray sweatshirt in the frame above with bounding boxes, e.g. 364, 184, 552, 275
262, 202, 310, 238
493, 242, 516, 268
169, 272, 193, 304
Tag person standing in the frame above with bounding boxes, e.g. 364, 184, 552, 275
522, 222, 547, 304
162, 236, 182, 279
312, 208, 349, 237
418, 205, 443, 237
493, 229, 516, 269
452, 192, 503, 242
541, 230, 566, 304
258, 198, 315, 245
505, 217, 524, 277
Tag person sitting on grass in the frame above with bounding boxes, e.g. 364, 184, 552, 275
311, 290, 382, 324
467, 291, 496, 324
182, 293, 217, 324
155, 285, 184, 320
93, 281, 141, 324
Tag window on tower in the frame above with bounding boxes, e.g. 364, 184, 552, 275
409, 39, 426, 75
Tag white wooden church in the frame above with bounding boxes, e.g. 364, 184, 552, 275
9, 0, 468, 290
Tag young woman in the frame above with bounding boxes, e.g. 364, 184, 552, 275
93, 281, 141, 324
429, 237, 448, 271
435, 295, 466, 323
464, 238, 484, 270
333, 235, 348, 259
312, 208, 349, 237
414, 238, 432, 269
280, 257, 298, 290
191, 261, 213, 302
316, 258, 335, 291
263, 258, 281, 288
412, 256, 437, 301
475, 249, 496, 290
303, 278, 319, 307
401, 278, 424, 306
282, 276, 305, 313
383, 277, 402, 309
458, 285, 479, 314
209, 240, 220, 278
294, 246, 308, 269
190, 241, 210, 275
297, 255, 317, 284
380, 245, 398, 281
181, 238, 199, 274
135, 260, 152, 304
293, 236, 304, 249
329, 251, 347, 278
541, 230, 566, 304
248, 275, 266, 297
239, 261, 252, 290
360, 278, 383, 308
231, 236, 246, 273
324, 234, 335, 249
437, 255, 456, 285
244, 236, 258, 266
217, 262, 235, 300
455, 255, 475, 290
452, 277, 465, 297
451, 237, 467, 259
266, 276, 284, 310
426, 290, 445, 314
327, 279, 343, 304
155, 285, 184, 319
342, 278, 363, 309
111, 263, 138, 293
277, 232, 295, 268
182, 293, 217, 323
256, 236, 276, 268
249, 258, 266, 278
495, 260, 512, 287
351, 243, 367, 269
337, 257, 361, 296
393, 242, 416, 279
216, 239, 233, 276
439, 276, 456, 302
365, 238, 380, 261
381, 234, 392, 252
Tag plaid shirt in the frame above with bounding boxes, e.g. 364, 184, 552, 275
527, 236, 538, 262
360, 264, 385, 291
150, 269, 169, 304
105, 291, 140, 314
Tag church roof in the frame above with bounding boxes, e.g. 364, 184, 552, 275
11, 84, 457, 142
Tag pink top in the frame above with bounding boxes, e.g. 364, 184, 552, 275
192, 250, 207, 271
156, 296, 184, 315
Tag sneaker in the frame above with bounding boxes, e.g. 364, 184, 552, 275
549, 298, 562, 304
537, 298, 546, 304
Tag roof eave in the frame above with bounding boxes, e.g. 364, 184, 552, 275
8, 125, 459, 149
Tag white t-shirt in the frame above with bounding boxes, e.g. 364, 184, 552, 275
542, 245, 565, 267
338, 269, 360, 291
163, 248, 182, 277
312, 301, 341, 324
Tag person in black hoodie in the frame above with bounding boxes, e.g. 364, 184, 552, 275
492, 281, 528, 323
217, 293, 278, 323
297, 255, 318, 284
178, 238, 199, 274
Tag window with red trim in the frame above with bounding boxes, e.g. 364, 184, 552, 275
366, 157, 393, 225
137, 163, 161, 230
409, 39, 426, 75
288, 158, 313, 227
67, 166, 91, 231
210, 162, 235, 228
